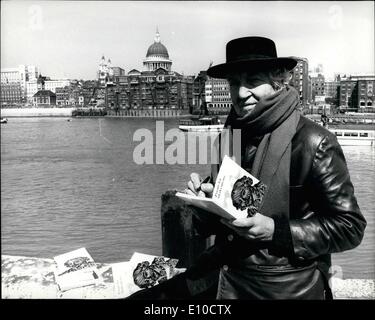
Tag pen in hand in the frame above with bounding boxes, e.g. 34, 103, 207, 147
196, 176, 211, 192
184, 174, 213, 197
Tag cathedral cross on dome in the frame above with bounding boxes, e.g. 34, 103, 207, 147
155, 27, 161, 43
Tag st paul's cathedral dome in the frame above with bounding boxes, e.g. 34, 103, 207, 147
143, 29, 172, 72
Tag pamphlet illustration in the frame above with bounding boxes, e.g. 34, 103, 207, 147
111, 252, 179, 298
53, 247, 101, 292
176, 155, 267, 220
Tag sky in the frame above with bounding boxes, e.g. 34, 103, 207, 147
1, 1, 374, 80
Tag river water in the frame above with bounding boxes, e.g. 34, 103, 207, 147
1, 117, 374, 279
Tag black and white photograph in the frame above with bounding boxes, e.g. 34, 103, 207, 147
1, 0, 374, 304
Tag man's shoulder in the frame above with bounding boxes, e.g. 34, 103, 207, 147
294, 115, 336, 148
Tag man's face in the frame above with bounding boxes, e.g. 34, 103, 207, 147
227, 71, 276, 117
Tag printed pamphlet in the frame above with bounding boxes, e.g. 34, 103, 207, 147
53, 247, 101, 292
176, 155, 267, 220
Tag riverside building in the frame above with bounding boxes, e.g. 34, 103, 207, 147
56, 80, 100, 107
104, 29, 193, 111
1, 65, 39, 103
289, 57, 309, 107
339, 75, 375, 112
33, 90, 56, 106
205, 76, 232, 114
26, 77, 70, 103
0, 83, 22, 104
310, 73, 325, 103
324, 78, 340, 108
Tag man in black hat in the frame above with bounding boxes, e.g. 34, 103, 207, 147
128, 37, 366, 299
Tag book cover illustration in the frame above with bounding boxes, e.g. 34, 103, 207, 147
231, 175, 267, 217
53, 247, 101, 292
110, 252, 179, 298
131, 253, 178, 289
176, 155, 267, 220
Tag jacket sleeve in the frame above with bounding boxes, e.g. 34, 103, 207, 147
286, 134, 366, 260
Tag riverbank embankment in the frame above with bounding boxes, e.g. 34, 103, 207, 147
106, 109, 188, 118
1, 108, 192, 118
1, 107, 74, 117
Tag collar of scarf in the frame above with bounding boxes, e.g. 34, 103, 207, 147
221, 86, 301, 220
225, 85, 300, 137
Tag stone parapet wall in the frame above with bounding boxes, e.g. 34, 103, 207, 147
2, 255, 374, 299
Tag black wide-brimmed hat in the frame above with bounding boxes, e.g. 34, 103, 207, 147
207, 37, 297, 78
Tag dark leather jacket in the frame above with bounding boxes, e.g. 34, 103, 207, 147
127, 116, 367, 300
190, 116, 367, 291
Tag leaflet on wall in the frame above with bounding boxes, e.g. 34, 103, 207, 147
53, 247, 101, 292
111, 252, 179, 298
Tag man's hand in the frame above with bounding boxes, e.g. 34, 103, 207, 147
184, 173, 214, 198
221, 213, 275, 241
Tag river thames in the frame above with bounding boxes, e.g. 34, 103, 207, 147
1, 117, 374, 279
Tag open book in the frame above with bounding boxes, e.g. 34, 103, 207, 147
176, 155, 267, 220
53, 247, 101, 292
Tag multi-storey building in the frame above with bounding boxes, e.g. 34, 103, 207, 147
289, 57, 309, 106
205, 76, 232, 113
105, 69, 193, 110
357, 78, 374, 110
55, 87, 72, 106
1, 67, 22, 83
80, 84, 97, 106
1, 65, 39, 102
112, 67, 126, 77
0, 83, 22, 104
104, 30, 193, 111
324, 80, 340, 107
325, 81, 340, 98
310, 73, 325, 102
338, 75, 374, 112
44, 79, 71, 93
307, 75, 313, 103
339, 79, 358, 111
55, 80, 100, 107
25, 66, 39, 82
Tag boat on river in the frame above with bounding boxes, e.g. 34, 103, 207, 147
329, 125, 375, 146
179, 114, 375, 146
1, 118, 8, 124
179, 116, 224, 132
306, 115, 375, 146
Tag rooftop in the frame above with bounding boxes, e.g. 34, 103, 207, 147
33, 90, 56, 97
